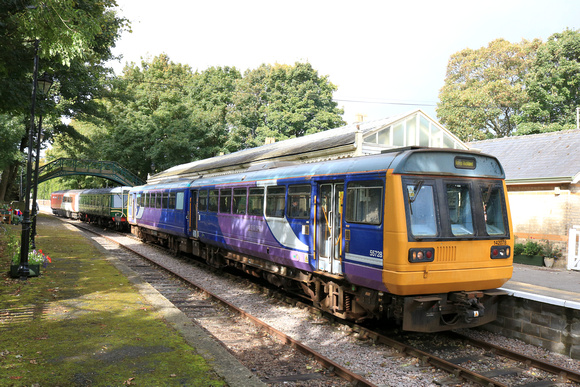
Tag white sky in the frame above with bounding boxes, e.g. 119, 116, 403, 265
109, 0, 580, 124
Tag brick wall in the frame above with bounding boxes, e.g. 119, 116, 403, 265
507, 184, 580, 264
484, 296, 580, 360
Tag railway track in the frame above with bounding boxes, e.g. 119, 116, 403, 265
67, 219, 580, 386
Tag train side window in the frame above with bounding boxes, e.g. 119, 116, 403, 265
208, 189, 219, 212
156, 193, 163, 209
406, 183, 437, 237
168, 193, 176, 209
481, 184, 506, 236
176, 192, 184, 210
346, 181, 382, 225
233, 188, 247, 215
266, 186, 286, 218
220, 188, 232, 213
162, 193, 169, 209
287, 185, 310, 219
144, 193, 149, 208
198, 190, 208, 211
248, 188, 264, 216
446, 183, 474, 236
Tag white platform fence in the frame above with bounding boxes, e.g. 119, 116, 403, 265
568, 227, 580, 271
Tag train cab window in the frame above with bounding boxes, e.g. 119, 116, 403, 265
176, 192, 184, 210
233, 188, 247, 215
168, 193, 176, 209
208, 190, 219, 212
346, 181, 382, 225
406, 182, 437, 237
287, 185, 310, 219
265, 186, 286, 218
248, 188, 264, 216
481, 184, 506, 236
220, 189, 232, 213
447, 183, 474, 236
198, 190, 208, 211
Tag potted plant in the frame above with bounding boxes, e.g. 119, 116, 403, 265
7, 235, 51, 278
541, 240, 562, 268
513, 240, 544, 266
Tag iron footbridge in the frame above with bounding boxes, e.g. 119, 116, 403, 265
38, 158, 145, 187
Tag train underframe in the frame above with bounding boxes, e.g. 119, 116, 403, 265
132, 225, 505, 332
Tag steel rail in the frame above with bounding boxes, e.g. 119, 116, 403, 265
73, 222, 377, 387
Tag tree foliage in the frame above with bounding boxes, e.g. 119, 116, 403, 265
437, 38, 540, 141
56, 58, 345, 180
225, 63, 345, 151
0, 0, 128, 201
438, 29, 580, 140
520, 29, 580, 127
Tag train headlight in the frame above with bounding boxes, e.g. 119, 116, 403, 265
408, 248, 435, 263
490, 245, 511, 259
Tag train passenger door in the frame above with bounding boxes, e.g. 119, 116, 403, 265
316, 183, 344, 274
189, 190, 198, 238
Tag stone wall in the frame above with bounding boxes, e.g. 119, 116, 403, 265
483, 296, 580, 360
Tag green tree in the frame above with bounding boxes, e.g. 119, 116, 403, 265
437, 38, 540, 141
0, 0, 128, 201
225, 62, 345, 152
519, 29, 580, 128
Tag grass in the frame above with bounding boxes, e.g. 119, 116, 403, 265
0, 216, 225, 386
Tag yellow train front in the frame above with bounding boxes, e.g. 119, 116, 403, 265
371, 148, 513, 332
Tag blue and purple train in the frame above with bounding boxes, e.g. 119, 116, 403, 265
124, 148, 513, 332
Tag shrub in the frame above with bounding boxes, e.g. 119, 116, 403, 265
513, 243, 524, 256
523, 241, 542, 256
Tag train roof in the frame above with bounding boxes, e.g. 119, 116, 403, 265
133, 148, 504, 191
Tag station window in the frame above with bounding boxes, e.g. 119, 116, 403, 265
346, 181, 382, 225
233, 188, 247, 215
198, 190, 207, 211
287, 185, 310, 219
208, 190, 219, 212
248, 188, 264, 216
265, 186, 286, 218
220, 189, 232, 213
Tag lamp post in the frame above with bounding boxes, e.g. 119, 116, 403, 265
30, 72, 53, 248
18, 40, 52, 280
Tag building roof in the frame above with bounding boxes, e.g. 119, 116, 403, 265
468, 129, 580, 184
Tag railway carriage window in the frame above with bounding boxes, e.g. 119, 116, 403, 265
220, 189, 232, 213
266, 186, 286, 218
208, 190, 219, 212
156, 193, 163, 209
144, 193, 149, 208
481, 184, 506, 236
233, 188, 247, 215
447, 183, 474, 236
287, 185, 311, 219
346, 181, 382, 224
168, 193, 176, 209
198, 190, 208, 211
407, 183, 437, 237
162, 193, 169, 209
176, 192, 184, 210
248, 188, 264, 216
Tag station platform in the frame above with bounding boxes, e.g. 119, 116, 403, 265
501, 263, 580, 309
1, 214, 265, 386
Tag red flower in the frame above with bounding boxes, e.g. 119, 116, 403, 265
46, 256, 51, 263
